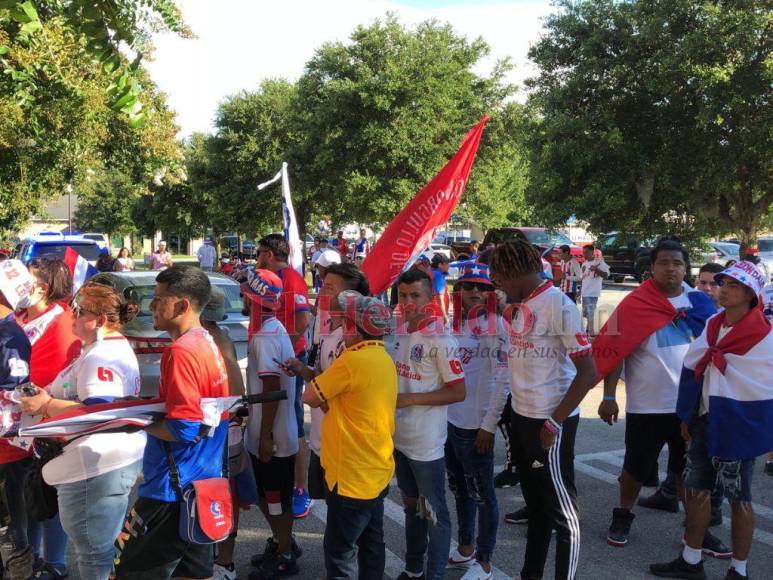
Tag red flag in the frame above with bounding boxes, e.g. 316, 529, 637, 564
362, 116, 489, 295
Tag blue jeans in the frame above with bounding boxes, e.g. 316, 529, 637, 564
394, 450, 451, 580
0, 458, 34, 577
30, 514, 68, 571
324, 487, 388, 579
56, 462, 141, 580
445, 424, 499, 562
582, 296, 598, 333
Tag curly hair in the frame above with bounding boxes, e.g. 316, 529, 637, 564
489, 240, 543, 280
74, 282, 136, 330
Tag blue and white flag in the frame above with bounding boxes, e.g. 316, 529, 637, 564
258, 162, 303, 275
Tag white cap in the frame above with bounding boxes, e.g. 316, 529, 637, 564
715, 261, 766, 296
314, 249, 342, 269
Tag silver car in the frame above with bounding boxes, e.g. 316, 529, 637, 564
88, 271, 248, 397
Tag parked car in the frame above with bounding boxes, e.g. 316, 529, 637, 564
435, 233, 473, 260
482, 227, 584, 281
220, 235, 257, 258
88, 271, 248, 396
18, 236, 101, 265
758, 237, 773, 282
421, 243, 452, 262
596, 232, 655, 283
81, 232, 109, 251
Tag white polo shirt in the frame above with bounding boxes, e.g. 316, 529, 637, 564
447, 313, 509, 433
386, 319, 465, 461
245, 318, 298, 458
507, 284, 591, 419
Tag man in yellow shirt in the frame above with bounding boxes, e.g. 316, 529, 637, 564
286, 290, 397, 579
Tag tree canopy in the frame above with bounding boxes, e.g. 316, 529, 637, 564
525, 0, 772, 247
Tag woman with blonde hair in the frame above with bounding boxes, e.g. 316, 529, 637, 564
21, 282, 146, 580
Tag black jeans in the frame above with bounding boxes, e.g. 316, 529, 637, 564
0, 457, 34, 579
511, 413, 580, 580
324, 486, 388, 580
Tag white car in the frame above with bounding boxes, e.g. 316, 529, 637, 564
88, 271, 248, 396
758, 237, 773, 282
82, 232, 109, 251
421, 243, 452, 262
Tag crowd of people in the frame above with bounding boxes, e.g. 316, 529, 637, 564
0, 232, 771, 580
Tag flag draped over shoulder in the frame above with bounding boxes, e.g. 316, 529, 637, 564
677, 309, 773, 460
63, 247, 98, 293
592, 279, 716, 379
362, 116, 489, 296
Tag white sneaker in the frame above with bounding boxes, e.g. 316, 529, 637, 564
447, 547, 476, 569
460, 561, 493, 580
213, 562, 237, 580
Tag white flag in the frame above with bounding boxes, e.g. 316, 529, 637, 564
258, 162, 303, 274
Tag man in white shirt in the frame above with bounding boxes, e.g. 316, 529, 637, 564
196, 238, 217, 272
489, 240, 599, 580
241, 268, 301, 577
387, 268, 465, 580
445, 262, 508, 580
595, 239, 718, 551
559, 245, 583, 303
580, 244, 610, 335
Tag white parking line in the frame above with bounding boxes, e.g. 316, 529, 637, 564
310, 500, 406, 579
574, 449, 773, 548
383, 497, 511, 579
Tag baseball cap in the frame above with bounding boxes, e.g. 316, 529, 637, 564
241, 268, 282, 310
337, 290, 391, 337
201, 285, 227, 322
0, 260, 35, 310
715, 261, 766, 296
456, 261, 493, 286
314, 249, 341, 269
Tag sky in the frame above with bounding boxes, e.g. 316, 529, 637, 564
145, 0, 555, 136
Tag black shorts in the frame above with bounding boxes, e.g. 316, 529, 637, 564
308, 450, 327, 500
250, 453, 295, 513
623, 412, 686, 484
114, 497, 214, 580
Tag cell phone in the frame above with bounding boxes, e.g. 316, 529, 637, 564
272, 357, 291, 370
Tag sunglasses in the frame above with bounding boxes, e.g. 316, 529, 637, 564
73, 305, 99, 318
458, 282, 491, 292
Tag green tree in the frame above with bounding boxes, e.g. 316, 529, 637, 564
75, 168, 142, 239
526, 0, 772, 248
0, 9, 181, 235
291, 15, 524, 230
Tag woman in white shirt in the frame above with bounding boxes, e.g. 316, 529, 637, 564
114, 247, 134, 272
21, 282, 146, 580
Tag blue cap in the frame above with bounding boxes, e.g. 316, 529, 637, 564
456, 261, 493, 286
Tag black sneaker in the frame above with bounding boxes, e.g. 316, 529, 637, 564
607, 508, 635, 547
701, 531, 732, 559
504, 506, 529, 524
396, 573, 425, 580
638, 489, 679, 513
494, 469, 520, 488
249, 553, 299, 579
765, 461, 773, 477
250, 537, 303, 568
650, 555, 706, 579
709, 505, 723, 527
724, 567, 747, 579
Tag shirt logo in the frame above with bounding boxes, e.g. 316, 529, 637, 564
449, 359, 463, 375
575, 332, 590, 348
210, 501, 222, 517
97, 367, 115, 382
410, 344, 424, 362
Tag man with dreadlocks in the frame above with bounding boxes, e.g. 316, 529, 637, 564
489, 241, 598, 580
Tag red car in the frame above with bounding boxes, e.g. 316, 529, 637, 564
481, 227, 585, 281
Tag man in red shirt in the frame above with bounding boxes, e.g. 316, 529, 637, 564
254, 234, 313, 519
115, 265, 229, 580
332, 231, 348, 260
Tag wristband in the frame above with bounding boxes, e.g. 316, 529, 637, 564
603, 395, 616, 402
543, 419, 559, 436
